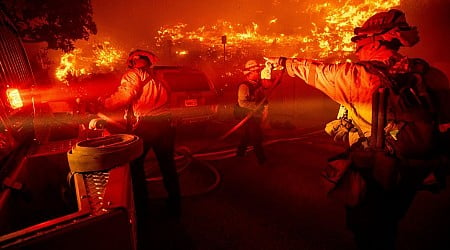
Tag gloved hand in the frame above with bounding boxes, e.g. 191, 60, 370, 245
333, 127, 349, 143
89, 118, 107, 130
264, 57, 287, 70
325, 119, 353, 143
260, 62, 272, 80
325, 119, 342, 137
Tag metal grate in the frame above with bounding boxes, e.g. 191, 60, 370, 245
83, 171, 110, 215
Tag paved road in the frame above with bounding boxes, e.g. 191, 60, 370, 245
142, 120, 450, 250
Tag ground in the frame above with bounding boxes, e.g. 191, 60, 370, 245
142, 118, 450, 250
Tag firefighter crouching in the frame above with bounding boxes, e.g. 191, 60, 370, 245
267, 9, 450, 250
99, 49, 181, 249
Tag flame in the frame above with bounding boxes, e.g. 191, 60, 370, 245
55, 49, 85, 82
309, 0, 401, 57
54, 0, 402, 81
176, 50, 189, 55
93, 41, 123, 69
55, 41, 124, 82
155, 0, 401, 61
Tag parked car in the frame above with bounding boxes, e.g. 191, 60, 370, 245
153, 66, 219, 125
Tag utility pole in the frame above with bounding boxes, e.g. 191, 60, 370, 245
221, 35, 227, 63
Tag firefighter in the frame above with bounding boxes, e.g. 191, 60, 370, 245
234, 59, 269, 165
267, 9, 449, 250
100, 49, 181, 248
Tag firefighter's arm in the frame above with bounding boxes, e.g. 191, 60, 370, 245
103, 71, 140, 110
238, 84, 257, 110
285, 59, 337, 97
265, 57, 364, 104
285, 59, 365, 103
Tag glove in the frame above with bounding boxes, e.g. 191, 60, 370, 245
333, 128, 349, 143
89, 118, 107, 130
325, 120, 342, 137
325, 119, 352, 143
260, 62, 272, 80
264, 57, 287, 70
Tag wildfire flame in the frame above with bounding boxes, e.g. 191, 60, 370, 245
309, 0, 401, 57
155, 0, 401, 60
55, 41, 124, 83
93, 41, 123, 69
55, 49, 85, 82
55, 0, 401, 81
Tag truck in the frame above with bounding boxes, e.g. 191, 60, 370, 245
0, 7, 220, 248
0, 10, 136, 250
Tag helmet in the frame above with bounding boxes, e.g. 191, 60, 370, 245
127, 49, 159, 68
351, 9, 419, 47
243, 60, 263, 75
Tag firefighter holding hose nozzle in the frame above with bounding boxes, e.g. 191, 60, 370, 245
98, 49, 181, 250
234, 59, 275, 166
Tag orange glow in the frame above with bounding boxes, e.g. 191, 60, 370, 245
55, 41, 123, 83
176, 50, 189, 56
6, 88, 24, 109
55, 49, 86, 82
53, 0, 402, 82
93, 41, 123, 69
309, 0, 401, 57
155, 0, 401, 60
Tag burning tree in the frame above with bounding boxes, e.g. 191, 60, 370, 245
55, 41, 124, 83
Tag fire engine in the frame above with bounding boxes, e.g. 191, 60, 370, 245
0, 9, 137, 250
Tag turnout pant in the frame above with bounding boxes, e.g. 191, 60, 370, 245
236, 116, 266, 164
129, 115, 180, 247
345, 171, 417, 250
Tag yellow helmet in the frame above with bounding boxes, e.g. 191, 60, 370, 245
243, 60, 263, 75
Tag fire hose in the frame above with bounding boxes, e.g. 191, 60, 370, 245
142, 68, 288, 196
214, 66, 285, 143
78, 65, 288, 196
67, 134, 143, 173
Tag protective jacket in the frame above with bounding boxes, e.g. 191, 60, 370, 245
285, 58, 380, 145
104, 67, 169, 118
237, 80, 267, 115
284, 55, 449, 146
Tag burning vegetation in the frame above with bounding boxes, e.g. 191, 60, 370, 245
55, 0, 401, 83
